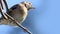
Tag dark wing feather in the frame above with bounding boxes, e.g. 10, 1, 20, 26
7, 4, 19, 15
10, 4, 19, 10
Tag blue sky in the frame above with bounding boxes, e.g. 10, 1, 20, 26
0, 0, 60, 34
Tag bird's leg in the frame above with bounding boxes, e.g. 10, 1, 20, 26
0, 0, 8, 19
4, 13, 32, 34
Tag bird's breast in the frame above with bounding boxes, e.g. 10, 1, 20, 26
10, 8, 28, 23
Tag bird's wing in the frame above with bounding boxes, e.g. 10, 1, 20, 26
10, 4, 19, 10
6, 4, 19, 15
6, 4, 19, 13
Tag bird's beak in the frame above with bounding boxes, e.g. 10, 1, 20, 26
31, 7, 35, 9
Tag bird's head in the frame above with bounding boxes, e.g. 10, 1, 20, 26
21, 1, 35, 10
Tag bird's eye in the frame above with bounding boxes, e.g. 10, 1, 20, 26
25, 4, 26, 7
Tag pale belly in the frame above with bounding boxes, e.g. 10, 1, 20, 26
11, 11, 27, 24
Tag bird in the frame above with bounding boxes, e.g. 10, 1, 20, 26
0, 1, 34, 27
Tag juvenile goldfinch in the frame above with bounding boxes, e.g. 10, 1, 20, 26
0, 1, 34, 26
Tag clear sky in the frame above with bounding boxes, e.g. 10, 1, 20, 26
0, 0, 60, 34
